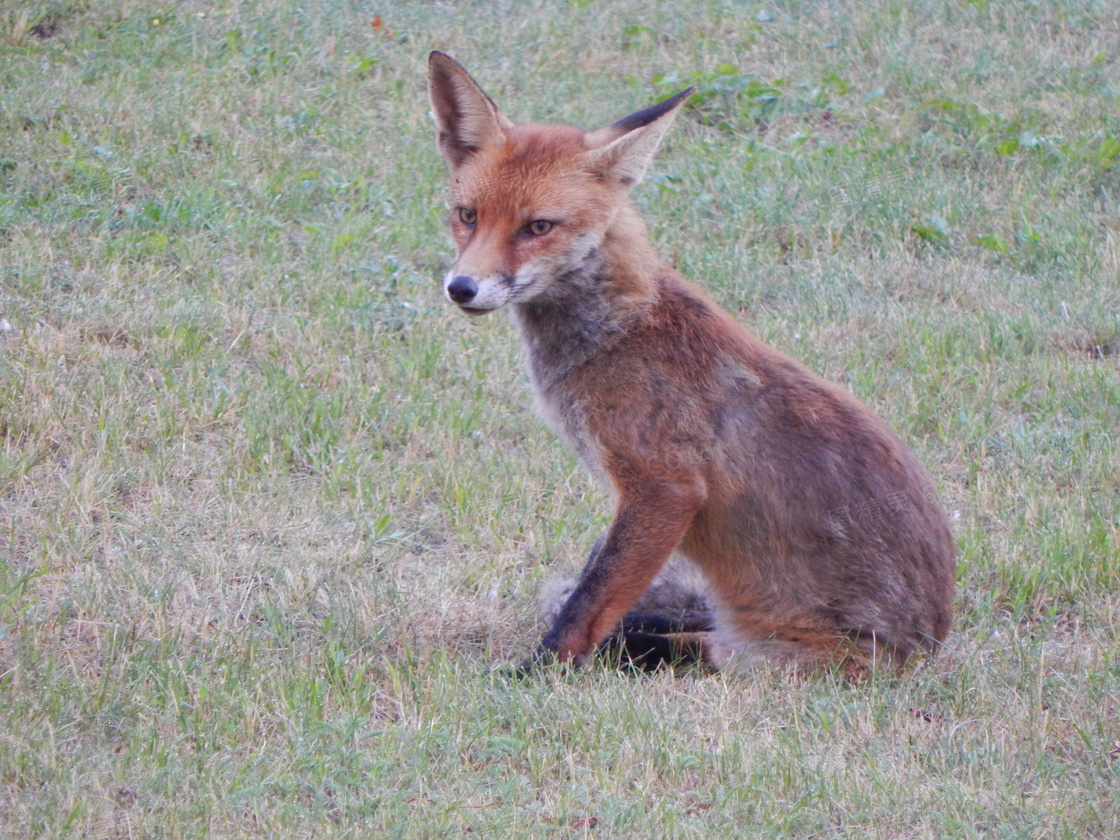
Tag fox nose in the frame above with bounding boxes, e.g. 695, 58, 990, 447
446, 275, 479, 305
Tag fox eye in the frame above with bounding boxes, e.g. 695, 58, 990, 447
527, 219, 553, 236
458, 207, 477, 225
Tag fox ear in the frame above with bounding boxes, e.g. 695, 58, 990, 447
428, 51, 512, 168
583, 87, 694, 189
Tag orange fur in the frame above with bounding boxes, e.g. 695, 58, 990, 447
428, 52, 956, 675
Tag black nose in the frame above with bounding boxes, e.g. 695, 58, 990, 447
446, 275, 478, 305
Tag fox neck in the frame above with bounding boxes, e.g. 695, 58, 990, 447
511, 204, 660, 392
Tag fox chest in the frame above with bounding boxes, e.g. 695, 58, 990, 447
531, 386, 612, 492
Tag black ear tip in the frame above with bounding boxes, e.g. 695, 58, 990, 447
429, 50, 456, 68
609, 86, 696, 133
670, 86, 697, 105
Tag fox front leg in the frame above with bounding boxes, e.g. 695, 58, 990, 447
528, 478, 704, 670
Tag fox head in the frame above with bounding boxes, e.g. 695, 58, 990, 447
428, 51, 693, 315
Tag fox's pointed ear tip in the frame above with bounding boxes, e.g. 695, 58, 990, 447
428, 50, 456, 67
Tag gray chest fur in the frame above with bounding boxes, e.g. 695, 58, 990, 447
509, 272, 625, 491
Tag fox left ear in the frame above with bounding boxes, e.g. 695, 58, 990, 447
583, 87, 695, 189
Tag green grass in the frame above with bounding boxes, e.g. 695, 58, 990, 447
1, 0, 1118, 836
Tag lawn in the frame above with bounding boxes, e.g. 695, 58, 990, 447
1, 1, 1118, 837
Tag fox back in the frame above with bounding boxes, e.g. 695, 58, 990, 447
429, 52, 956, 676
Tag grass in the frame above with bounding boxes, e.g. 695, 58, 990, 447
1, 0, 1118, 836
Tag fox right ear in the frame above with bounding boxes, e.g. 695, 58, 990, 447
428, 51, 512, 168
583, 87, 694, 189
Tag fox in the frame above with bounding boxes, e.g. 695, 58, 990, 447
428, 51, 956, 677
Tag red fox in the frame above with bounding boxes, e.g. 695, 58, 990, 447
428, 51, 956, 676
